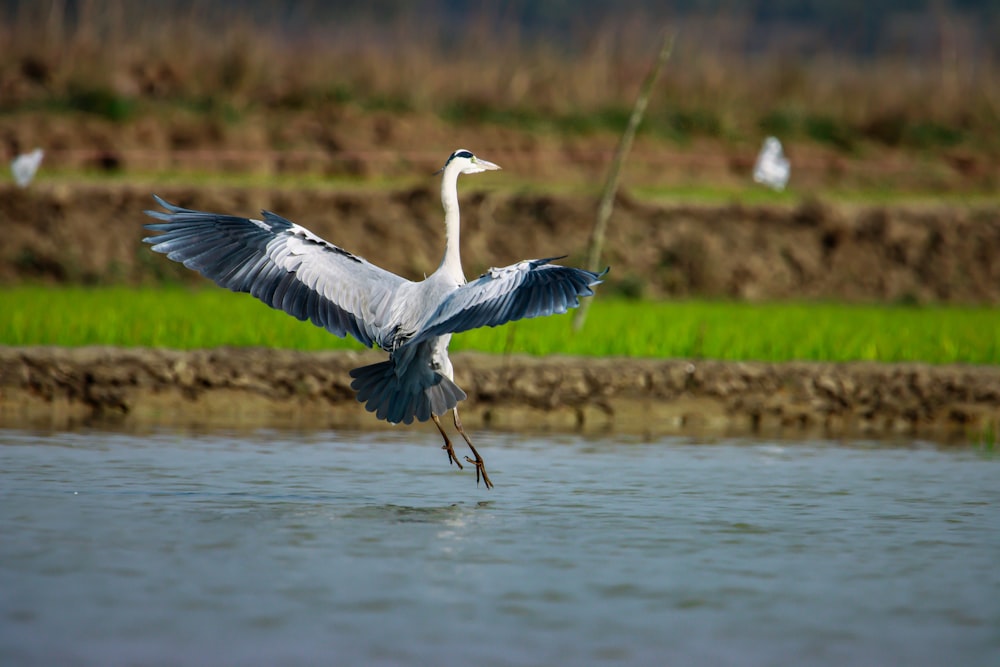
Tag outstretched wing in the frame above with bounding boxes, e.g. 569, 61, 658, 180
143, 195, 408, 348
411, 258, 606, 343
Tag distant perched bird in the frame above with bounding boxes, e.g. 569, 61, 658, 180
144, 149, 606, 488
753, 136, 790, 191
11, 148, 44, 188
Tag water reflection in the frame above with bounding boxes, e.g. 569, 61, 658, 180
1, 428, 998, 666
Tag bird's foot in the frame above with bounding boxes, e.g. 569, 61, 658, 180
464, 443, 493, 490
433, 414, 463, 470
442, 440, 464, 470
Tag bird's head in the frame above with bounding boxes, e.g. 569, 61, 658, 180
438, 149, 501, 176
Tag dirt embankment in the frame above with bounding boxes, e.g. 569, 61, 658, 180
3, 183, 1000, 303
2, 184, 999, 441
1, 347, 998, 442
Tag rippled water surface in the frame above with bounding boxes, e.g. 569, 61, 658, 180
1, 428, 998, 666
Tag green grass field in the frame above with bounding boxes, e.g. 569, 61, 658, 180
2, 287, 997, 365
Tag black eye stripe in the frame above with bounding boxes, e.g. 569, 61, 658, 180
445, 150, 475, 167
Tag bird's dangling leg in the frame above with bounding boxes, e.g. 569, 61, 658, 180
454, 407, 493, 489
432, 414, 463, 470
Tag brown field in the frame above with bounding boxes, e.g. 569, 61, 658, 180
1, 2, 998, 192
3, 184, 1000, 304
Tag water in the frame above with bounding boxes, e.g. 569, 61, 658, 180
1, 428, 998, 667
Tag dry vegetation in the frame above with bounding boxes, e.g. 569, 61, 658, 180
1, 1, 997, 191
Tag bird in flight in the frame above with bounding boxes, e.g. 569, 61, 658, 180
143, 149, 606, 488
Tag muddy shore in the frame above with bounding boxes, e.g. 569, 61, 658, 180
2, 346, 997, 443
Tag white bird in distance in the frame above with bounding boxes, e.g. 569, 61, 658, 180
753, 136, 790, 191
11, 148, 44, 188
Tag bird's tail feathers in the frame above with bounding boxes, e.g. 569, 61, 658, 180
349, 360, 466, 425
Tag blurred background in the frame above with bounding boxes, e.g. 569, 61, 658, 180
1, 0, 998, 301
3, 0, 998, 184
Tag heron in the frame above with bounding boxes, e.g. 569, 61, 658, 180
143, 149, 606, 488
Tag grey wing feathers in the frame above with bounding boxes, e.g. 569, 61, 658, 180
416, 258, 606, 341
143, 195, 406, 348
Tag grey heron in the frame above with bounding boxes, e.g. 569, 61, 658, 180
143, 149, 606, 488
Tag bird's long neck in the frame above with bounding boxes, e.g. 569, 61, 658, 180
438, 166, 465, 283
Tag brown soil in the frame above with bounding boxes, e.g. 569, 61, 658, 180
2, 347, 998, 443
3, 183, 999, 303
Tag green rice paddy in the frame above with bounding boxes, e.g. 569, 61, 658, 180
2, 286, 997, 365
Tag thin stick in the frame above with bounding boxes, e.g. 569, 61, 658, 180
573, 31, 676, 332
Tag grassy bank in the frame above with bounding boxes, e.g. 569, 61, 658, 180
3, 287, 997, 364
